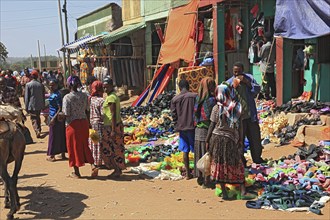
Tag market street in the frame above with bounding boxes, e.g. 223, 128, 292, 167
1, 112, 329, 220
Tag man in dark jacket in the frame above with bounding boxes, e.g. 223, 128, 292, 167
25, 70, 45, 138
170, 79, 197, 179
227, 62, 265, 165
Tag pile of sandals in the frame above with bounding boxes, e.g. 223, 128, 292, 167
246, 144, 330, 214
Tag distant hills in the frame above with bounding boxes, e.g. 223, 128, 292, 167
5, 57, 28, 64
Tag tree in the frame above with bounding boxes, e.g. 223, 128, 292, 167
0, 42, 9, 62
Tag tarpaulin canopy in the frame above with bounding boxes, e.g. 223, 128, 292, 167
58, 34, 105, 53
102, 22, 146, 45
159, 0, 198, 64
274, 0, 330, 39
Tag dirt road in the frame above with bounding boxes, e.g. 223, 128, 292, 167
1, 118, 329, 220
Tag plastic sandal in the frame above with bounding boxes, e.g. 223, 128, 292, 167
271, 198, 286, 210
245, 200, 263, 209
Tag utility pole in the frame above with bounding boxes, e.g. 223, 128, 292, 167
44, 44, 47, 69
37, 40, 42, 70
63, 0, 71, 76
57, 0, 67, 75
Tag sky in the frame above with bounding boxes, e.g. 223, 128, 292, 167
0, 0, 121, 57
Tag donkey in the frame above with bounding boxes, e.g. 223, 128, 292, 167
0, 120, 26, 220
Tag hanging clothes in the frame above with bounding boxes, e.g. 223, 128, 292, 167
80, 62, 88, 84
225, 12, 235, 50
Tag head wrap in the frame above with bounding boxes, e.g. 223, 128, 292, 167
103, 77, 113, 85
215, 83, 241, 128
31, 70, 39, 78
91, 80, 103, 97
67, 75, 82, 88
196, 77, 216, 105
194, 77, 216, 123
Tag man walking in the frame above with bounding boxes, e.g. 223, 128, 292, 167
21, 68, 32, 97
227, 62, 265, 165
170, 79, 197, 179
25, 70, 45, 138
258, 32, 276, 100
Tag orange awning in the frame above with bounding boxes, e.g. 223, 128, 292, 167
159, 0, 199, 64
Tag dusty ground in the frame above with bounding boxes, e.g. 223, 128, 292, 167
1, 114, 330, 219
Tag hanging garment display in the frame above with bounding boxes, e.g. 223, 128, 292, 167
225, 12, 235, 50
80, 62, 88, 84
176, 66, 214, 94
93, 67, 108, 82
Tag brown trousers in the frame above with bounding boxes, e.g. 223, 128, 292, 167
30, 110, 41, 134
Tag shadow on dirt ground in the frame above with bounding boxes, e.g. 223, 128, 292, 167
84, 172, 153, 182
24, 150, 47, 156
19, 173, 48, 180
16, 185, 88, 219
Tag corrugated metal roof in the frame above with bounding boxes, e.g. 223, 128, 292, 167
102, 22, 146, 45
58, 34, 105, 53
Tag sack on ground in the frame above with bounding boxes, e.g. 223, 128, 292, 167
197, 152, 211, 175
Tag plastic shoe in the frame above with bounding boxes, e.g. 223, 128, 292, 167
246, 200, 264, 209
271, 198, 287, 210
255, 173, 266, 182
295, 199, 313, 207
309, 206, 321, 215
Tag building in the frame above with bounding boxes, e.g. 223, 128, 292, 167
76, 3, 122, 39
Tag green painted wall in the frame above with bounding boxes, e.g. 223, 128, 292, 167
259, 0, 276, 17
304, 59, 330, 102
145, 24, 153, 66
252, 65, 263, 85
77, 5, 114, 38
143, 0, 189, 21
171, 0, 190, 8
282, 38, 294, 103
217, 3, 225, 83
144, 0, 171, 16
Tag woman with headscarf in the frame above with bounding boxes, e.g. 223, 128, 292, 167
102, 77, 126, 178
62, 75, 96, 178
205, 83, 246, 199
88, 80, 104, 176
194, 77, 216, 187
46, 79, 67, 162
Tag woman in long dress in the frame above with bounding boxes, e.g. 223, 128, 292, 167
62, 76, 97, 178
102, 77, 126, 178
194, 77, 216, 187
206, 83, 246, 199
47, 79, 67, 161
88, 81, 104, 175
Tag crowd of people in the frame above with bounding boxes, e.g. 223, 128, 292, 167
1, 61, 266, 200
0, 67, 125, 179
171, 61, 265, 200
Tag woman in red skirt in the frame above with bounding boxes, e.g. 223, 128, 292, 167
62, 76, 97, 178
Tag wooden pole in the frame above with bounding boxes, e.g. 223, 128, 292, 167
44, 44, 47, 69
37, 40, 42, 70
63, 0, 71, 76
314, 64, 321, 102
57, 0, 67, 74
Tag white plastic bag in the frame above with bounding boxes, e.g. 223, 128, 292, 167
196, 152, 211, 175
